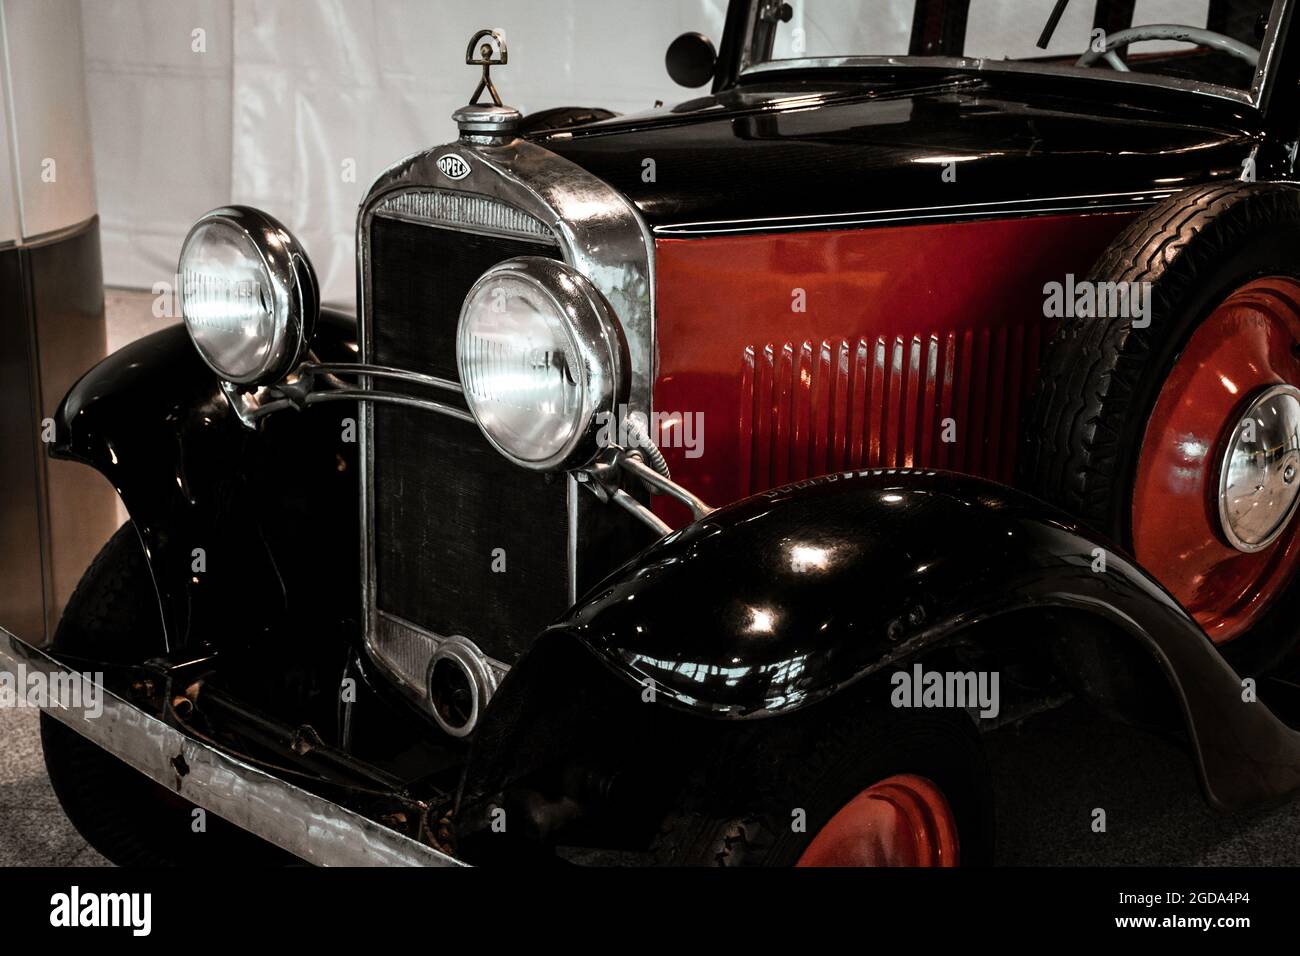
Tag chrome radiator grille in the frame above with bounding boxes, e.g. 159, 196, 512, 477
358, 155, 657, 707
362, 191, 569, 688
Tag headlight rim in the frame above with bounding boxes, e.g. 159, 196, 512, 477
456, 255, 628, 472
178, 205, 319, 387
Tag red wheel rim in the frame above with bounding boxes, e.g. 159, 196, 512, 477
1132, 277, 1300, 644
795, 774, 959, 867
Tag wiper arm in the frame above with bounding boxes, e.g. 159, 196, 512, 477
1037, 0, 1072, 49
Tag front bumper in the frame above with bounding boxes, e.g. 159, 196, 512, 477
0, 626, 463, 867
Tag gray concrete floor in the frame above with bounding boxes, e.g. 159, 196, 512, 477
0, 707, 109, 866
2, 693, 1297, 866
987, 699, 1300, 865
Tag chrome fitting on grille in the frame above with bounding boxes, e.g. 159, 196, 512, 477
426, 636, 500, 738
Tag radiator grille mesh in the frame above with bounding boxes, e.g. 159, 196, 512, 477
367, 211, 568, 667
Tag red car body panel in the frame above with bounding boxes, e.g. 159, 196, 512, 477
652, 211, 1135, 525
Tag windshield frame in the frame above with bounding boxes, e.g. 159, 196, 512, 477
738, 0, 1293, 109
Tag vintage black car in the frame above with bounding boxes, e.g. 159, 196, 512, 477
7, 0, 1300, 866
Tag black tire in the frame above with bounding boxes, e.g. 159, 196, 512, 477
41, 523, 283, 866
651, 697, 993, 867
1022, 181, 1300, 673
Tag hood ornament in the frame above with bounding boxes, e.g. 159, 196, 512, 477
453, 29, 521, 141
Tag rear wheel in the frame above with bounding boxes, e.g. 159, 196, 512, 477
1024, 182, 1300, 671
652, 700, 991, 867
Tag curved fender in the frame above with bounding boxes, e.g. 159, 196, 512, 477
549, 469, 1300, 811
51, 312, 359, 650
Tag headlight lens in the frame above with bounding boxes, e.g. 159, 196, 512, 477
178, 206, 317, 385
457, 257, 626, 470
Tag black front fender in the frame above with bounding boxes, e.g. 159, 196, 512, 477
53, 324, 245, 649
52, 313, 360, 650
534, 469, 1300, 810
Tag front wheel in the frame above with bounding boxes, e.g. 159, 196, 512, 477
41, 522, 283, 866
652, 700, 993, 867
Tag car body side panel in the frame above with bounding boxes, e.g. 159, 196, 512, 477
651, 211, 1133, 523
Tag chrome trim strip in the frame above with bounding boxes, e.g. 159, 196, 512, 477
374, 188, 557, 243
654, 189, 1176, 236
567, 475, 580, 605
0, 628, 463, 867
357, 137, 655, 696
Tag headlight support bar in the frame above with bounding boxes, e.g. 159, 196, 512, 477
221, 361, 473, 428
222, 359, 716, 540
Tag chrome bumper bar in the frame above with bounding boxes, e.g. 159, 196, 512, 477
0, 627, 464, 867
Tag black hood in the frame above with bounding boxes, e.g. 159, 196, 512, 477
535, 73, 1256, 233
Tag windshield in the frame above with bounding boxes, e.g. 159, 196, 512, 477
744, 0, 1287, 100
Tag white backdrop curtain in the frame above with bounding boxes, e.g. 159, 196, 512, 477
82, 0, 729, 308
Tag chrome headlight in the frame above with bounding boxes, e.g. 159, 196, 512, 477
457, 257, 626, 471
178, 206, 318, 386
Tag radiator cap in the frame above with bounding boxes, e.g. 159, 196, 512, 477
454, 103, 521, 139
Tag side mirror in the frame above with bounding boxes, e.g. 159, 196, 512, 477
666, 32, 717, 88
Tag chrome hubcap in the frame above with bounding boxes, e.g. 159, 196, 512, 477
1219, 384, 1300, 553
